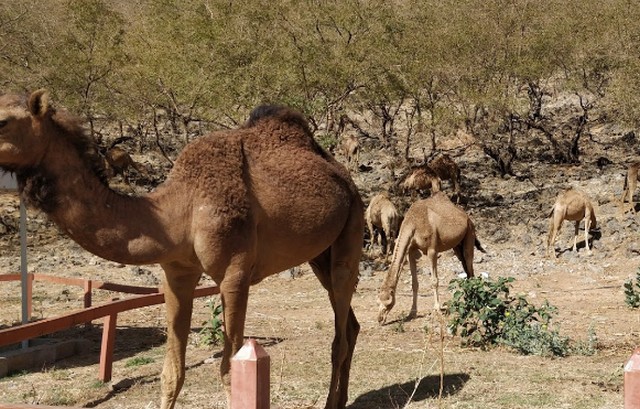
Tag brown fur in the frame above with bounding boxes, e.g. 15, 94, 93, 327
620, 162, 640, 214
427, 153, 462, 199
0, 91, 364, 409
547, 188, 597, 258
365, 192, 401, 258
400, 166, 442, 196
377, 192, 484, 324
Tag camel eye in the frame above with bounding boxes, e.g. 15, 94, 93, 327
0, 120, 7, 128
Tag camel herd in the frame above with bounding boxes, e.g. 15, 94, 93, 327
0, 91, 638, 409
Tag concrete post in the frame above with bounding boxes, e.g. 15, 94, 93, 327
231, 338, 270, 409
625, 347, 640, 408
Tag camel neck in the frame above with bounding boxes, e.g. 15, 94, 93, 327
24, 147, 178, 265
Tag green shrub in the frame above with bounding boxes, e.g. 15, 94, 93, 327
624, 269, 640, 309
199, 297, 224, 346
446, 276, 569, 356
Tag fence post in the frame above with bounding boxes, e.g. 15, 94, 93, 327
625, 348, 640, 408
99, 312, 117, 382
231, 339, 270, 409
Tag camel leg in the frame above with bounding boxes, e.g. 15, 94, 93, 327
310, 216, 361, 409
573, 220, 580, 252
407, 248, 421, 318
427, 248, 440, 310
218, 265, 252, 405
547, 212, 562, 258
366, 218, 375, 256
584, 212, 592, 253
159, 267, 201, 409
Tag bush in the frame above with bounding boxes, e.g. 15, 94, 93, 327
199, 297, 224, 346
446, 276, 569, 356
624, 269, 640, 309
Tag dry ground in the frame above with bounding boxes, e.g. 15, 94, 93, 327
0, 142, 639, 408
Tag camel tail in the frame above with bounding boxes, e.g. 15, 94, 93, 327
475, 238, 487, 253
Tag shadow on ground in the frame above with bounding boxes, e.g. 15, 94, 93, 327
349, 372, 470, 409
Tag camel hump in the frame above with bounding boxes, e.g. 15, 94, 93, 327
244, 104, 311, 135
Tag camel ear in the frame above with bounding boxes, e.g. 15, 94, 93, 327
28, 89, 50, 117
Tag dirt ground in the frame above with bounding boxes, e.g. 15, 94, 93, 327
0, 136, 639, 409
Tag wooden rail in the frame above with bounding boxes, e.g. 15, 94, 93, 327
0, 273, 219, 381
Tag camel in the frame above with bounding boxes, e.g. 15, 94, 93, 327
547, 188, 597, 258
620, 162, 640, 214
377, 191, 484, 324
103, 145, 150, 182
400, 166, 442, 197
427, 153, 462, 201
0, 90, 364, 409
365, 192, 401, 258
341, 134, 359, 171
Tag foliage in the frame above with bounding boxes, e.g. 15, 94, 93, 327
623, 269, 640, 309
124, 356, 154, 367
199, 296, 224, 346
1, 0, 640, 160
447, 276, 569, 357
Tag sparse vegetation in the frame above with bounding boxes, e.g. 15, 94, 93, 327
124, 356, 154, 368
199, 297, 224, 346
446, 277, 570, 356
624, 269, 640, 309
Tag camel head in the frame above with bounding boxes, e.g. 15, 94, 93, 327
377, 287, 395, 324
0, 89, 52, 171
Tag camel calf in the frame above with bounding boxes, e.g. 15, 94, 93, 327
547, 188, 597, 258
620, 162, 640, 214
341, 134, 359, 171
377, 191, 485, 324
400, 166, 442, 196
365, 192, 401, 258
428, 153, 462, 200
104, 146, 149, 182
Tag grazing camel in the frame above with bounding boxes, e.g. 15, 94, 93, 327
620, 162, 640, 214
103, 145, 149, 182
341, 134, 359, 171
400, 166, 442, 197
0, 90, 363, 409
365, 192, 401, 258
547, 188, 597, 258
427, 153, 462, 201
377, 191, 484, 324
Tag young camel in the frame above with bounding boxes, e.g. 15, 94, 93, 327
365, 192, 401, 258
0, 90, 364, 409
427, 153, 462, 201
103, 145, 150, 182
400, 166, 442, 197
547, 188, 598, 258
377, 191, 485, 324
341, 134, 359, 171
620, 162, 640, 214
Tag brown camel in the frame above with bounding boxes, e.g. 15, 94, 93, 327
377, 191, 484, 324
400, 166, 442, 197
103, 145, 150, 182
0, 90, 364, 409
365, 192, 401, 258
427, 153, 462, 201
547, 188, 597, 258
620, 162, 640, 214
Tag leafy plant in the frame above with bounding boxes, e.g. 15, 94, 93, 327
624, 269, 640, 309
125, 356, 154, 367
199, 297, 224, 346
446, 276, 569, 356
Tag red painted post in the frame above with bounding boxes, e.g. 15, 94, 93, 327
625, 348, 640, 408
99, 312, 118, 382
231, 339, 270, 409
